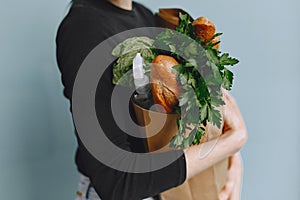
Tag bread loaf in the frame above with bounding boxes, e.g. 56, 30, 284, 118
151, 17, 220, 114
193, 17, 220, 49
150, 55, 180, 113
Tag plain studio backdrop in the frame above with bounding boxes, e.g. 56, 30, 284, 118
0, 0, 299, 199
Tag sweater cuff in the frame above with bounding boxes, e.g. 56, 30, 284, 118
178, 150, 187, 185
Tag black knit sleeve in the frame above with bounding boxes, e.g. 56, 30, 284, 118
56, 6, 187, 200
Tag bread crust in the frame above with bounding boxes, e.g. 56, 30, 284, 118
150, 17, 220, 113
151, 55, 180, 113
192, 17, 220, 49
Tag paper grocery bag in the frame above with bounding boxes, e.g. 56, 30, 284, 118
131, 99, 180, 152
161, 159, 228, 200
155, 8, 194, 30
132, 100, 228, 200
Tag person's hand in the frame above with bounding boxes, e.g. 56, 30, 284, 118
219, 152, 243, 200
222, 90, 247, 149
218, 91, 246, 199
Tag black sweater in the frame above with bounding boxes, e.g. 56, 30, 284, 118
56, 0, 186, 199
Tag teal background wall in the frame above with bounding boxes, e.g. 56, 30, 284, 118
0, 1, 78, 199
0, 0, 299, 199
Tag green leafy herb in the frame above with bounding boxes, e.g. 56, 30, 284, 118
111, 14, 239, 149
176, 13, 196, 38
153, 13, 239, 148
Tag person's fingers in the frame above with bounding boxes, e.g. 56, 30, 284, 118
219, 179, 235, 200
222, 90, 244, 130
229, 182, 241, 200
222, 91, 235, 131
219, 153, 243, 200
222, 91, 247, 148
229, 153, 243, 200
219, 156, 235, 200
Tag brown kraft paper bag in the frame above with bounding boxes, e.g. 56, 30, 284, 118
132, 8, 228, 200
132, 101, 228, 200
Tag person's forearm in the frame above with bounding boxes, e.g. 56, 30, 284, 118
184, 129, 247, 180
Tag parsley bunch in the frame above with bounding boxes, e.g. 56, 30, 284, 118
111, 14, 239, 148
153, 13, 239, 148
